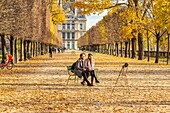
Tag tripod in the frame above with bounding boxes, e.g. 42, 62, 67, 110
110, 63, 129, 96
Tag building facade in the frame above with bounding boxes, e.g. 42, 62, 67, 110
58, 2, 86, 50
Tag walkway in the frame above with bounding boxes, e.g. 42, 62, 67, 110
0, 50, 170, 112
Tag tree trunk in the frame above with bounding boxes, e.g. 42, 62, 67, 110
155, 34, 160, 63
41, 43, 44, 55
116, 43, 119, 56
36, 42, 38, 56
19, 39, 23, 61
147, 29, 150, 62
24, 40, 27, 60
1, 34, 6, 60
128, 39, 131, 58
138, 33, 143, 60
112, 43, 114, 55
58, 0, 61, 5
114, 42, 116, 56
33, 42, 35, 57
10, 36, 14, 56
30, 41, 33, 58
14, 39, 18, 63
110, 44, 112, 55
45, 44, 47, 54
125, 42, 128, 58
27, 41, 30, 59
131, 37, 136, 58
121, 42, 123, 57
38, 42, 40, 55
108, 44, 110, 55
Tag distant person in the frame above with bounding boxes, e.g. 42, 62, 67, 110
73, 53, 93, 86
58, 48, 61, 53
61, 47, 66, 53
8, 54, 13, 62
61, 48, 64, 53
49, 46, 52, 58
63, 47, 66, 52
52, 47, 56, 53
1, 53, 13, 64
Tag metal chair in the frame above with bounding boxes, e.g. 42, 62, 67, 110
66, 66, 79, 85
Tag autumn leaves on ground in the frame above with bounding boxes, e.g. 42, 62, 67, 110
0, 50, 170, 113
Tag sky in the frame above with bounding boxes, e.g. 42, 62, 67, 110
85, 0, 128, 30
86, 10, 108, 30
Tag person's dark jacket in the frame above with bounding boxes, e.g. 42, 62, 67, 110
73, 58, 85, 78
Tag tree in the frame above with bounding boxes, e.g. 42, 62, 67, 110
75, 0, 170, 64
71, 0, 128, 15
48, 0, 66, 24
143, 0, 170, 63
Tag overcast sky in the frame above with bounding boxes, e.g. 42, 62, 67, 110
86, 10, 108, 30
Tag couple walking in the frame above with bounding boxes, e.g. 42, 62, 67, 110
73, 53, 99, 86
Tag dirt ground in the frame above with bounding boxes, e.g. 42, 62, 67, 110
0, 50, 170, 113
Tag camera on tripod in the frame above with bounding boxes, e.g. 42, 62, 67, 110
111, 63, 129, 95
122, 63, 128, 68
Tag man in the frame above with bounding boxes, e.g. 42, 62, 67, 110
49, 46, 52, 58
74, 53, 92, 86
84, 53, 99, 85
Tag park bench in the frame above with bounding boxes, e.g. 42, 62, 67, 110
66, 66, 99, 85
159, 59, 167, 64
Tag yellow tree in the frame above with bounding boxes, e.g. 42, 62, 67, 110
71, 0, 128, 15
47, 0, 66, 47
48, 0, 66, 24
72, 0, 145, 59
119, 6, 138, 58
99, 20, 107, 44
143, 0, 170, 63
73, 0, 170, 63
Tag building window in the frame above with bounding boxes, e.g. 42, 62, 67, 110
80, 32, 83, 36
72, 24, 75, 30
67, 23, 70, 30
62, 24, 65, 29
72, 32, 75, 39
63, 42, 65, 48
80, 23, 83, 30
62, 32, 65, 39
67, 32, 70, 39
72, 41, 75, 49
67, 41, 70, 49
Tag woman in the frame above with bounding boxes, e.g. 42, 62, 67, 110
84, 53, 99, 85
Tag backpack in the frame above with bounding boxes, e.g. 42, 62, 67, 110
71, 62, 77, 72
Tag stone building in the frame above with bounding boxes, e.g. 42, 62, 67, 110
58, 2, 86, 50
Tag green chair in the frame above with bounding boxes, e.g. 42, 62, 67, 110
66, 66, 79, 85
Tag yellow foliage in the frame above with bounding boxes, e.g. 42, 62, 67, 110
52, 13, 66, 24
76, 0, 170, 48
99, 20, 107, 44
48, 0, 66, 24
147, 0, 170, 33
50, 16, 57, 44
71, 0, 121, 15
